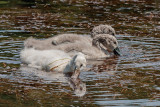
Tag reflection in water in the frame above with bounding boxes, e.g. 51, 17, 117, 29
19, 65, 86, 97
67, 78, 86, 97
18, 58, 119, 97
88, 57, 118, 75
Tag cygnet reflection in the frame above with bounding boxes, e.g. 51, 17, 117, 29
19, 65, 86, 97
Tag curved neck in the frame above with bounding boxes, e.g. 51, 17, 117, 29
92, 39, 108, 54
63, 55, 77, 74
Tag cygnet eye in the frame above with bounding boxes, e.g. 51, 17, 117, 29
99, 39, 106, 43
112, 33, 115, 36
114, 41, 117, 44
80, 64, 83, 68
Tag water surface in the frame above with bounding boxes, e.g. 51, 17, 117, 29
0, 0, 160, 106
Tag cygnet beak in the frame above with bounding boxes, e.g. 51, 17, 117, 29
113, 47, 121, 56
72, 67, 80, 79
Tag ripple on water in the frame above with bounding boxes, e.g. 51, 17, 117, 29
0, 33, 160, 106
95, 99, 160, 106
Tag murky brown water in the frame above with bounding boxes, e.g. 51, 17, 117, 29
0, 0, 160, 106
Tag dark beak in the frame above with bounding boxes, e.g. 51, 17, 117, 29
52, 40, 57, 45
71, 67, 80, 79
113, 47, 121, 56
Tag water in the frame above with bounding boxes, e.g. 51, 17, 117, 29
0, 0, 160, 106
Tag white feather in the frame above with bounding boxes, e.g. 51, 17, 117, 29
20, 48, 86, 73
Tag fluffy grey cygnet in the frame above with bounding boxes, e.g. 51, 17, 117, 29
91, 24, 116, 37
24, 25, 120, 59
24, 34, 120, 59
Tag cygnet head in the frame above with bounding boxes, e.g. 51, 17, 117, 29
92, 34, 120, 56
91, 24, 116, 37
64, 52, 86, 79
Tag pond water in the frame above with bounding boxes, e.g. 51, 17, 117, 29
0, 0, 160, 106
